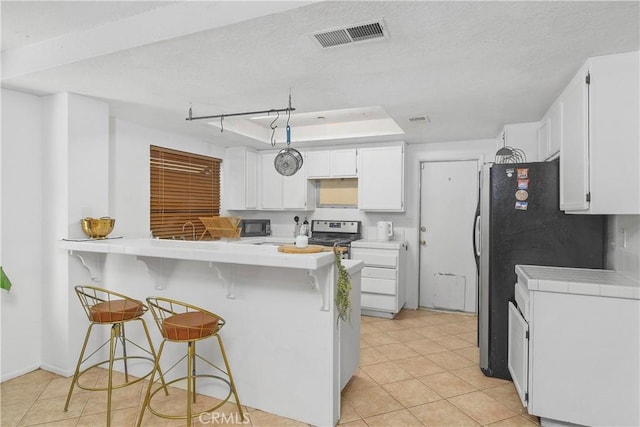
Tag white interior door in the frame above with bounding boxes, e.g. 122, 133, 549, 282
419, 160, 478, 312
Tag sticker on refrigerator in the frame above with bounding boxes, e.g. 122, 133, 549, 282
506, 168, 515, 178
517, 179, 529, 190
517, 168, 529, 179
515, 201, 528, 210
515, 190, 529, 201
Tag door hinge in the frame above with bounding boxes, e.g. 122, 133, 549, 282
585, 73, 591, 85
586, 192, 591, 202
525, 392, 529, 402
525, 330, 529, 340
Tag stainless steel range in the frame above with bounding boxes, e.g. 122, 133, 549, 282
309, 220, 361, 258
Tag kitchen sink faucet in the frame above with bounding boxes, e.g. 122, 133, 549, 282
182, 222, 196, 241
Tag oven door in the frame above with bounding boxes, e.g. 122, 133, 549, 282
508, 301, 529, 407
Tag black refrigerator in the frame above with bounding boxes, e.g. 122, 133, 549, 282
475, 160, 604, 379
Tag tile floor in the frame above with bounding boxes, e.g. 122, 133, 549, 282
1, 309, 540, 426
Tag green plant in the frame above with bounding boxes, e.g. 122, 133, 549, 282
1, 266, 12, 292
334, 250, 352, 326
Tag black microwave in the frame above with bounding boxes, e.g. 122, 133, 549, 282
240, 219, 271, 237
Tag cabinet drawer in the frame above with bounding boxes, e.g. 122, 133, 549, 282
361, 266, 396, 280
351, 249, 398, 267
362, 292, 397, 311
361, 277, 396, 295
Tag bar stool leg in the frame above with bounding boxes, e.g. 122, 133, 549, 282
137, 340, 166, 427
216, 335, 244, 420
119, 322, 129, 382
106, 323, 120, 427
187, 341, 194, 424
137, 318, 168, 395
192, 341, 197, 404
64, 323, 96, 412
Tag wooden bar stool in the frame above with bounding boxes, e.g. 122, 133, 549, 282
64, 286, 166, 426
137, 297, 244, 426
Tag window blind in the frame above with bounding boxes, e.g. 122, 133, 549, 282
150, 145, 221, 239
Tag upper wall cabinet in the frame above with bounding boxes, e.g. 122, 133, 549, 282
224, 147, 258, 210
307, 149, 357, 178
358, 144, 405, 211
559, 50, 639, 214
537, 101, 562, 161
260, 151, 314, 210
499, 122, 540, 162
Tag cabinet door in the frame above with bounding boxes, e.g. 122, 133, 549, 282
245, 150, 258, 209
547, 101, 562, 158
260, 152, 282, 209
282, 165, 307, 209
358, 145, 404, 211
588, 51, 640, 214
306, 150, 331, 178
560, 65, 590, 211
330, 149, 357, 177
537, 118, 549, 161
508, 302, 529, 407
224, 147, 257, 210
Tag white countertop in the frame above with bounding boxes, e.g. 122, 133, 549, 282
60, 237, 340, 270
351, 239, 407, 250
515, 264, 640, 300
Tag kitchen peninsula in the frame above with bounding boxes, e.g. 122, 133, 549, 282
60, 238, 363, 426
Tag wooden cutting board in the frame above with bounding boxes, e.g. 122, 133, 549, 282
277, 245, 326, 254
277, 245, 348, 254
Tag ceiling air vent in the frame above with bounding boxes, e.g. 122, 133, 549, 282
312, 20, 387, 49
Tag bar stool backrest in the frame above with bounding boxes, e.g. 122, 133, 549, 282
75, 286, 147, 323
146, 297, 226, 342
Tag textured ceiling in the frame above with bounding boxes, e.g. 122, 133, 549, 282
2, 1, 639, 149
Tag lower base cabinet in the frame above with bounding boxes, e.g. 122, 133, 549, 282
351, 241, 407, 319
509, 265, 639, 427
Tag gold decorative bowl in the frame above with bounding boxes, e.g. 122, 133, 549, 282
81, 217, 115, 239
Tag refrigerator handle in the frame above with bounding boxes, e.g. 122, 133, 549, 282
473, 214, 481, 257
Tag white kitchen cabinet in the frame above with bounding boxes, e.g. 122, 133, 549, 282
547, 101, 562, 159
351, 241, 407, 318
499, 122, 540, 162
224, 147, 258, 210
537, 102, 562, 161
358, 144, 404, 211
559, 50, 640, 214
306, 149, 357, 178
536, 117, 549, 162
509, 265, 639, 427
259, 151, 314, 210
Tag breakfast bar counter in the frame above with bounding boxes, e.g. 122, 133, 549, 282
59, 238, 362, 426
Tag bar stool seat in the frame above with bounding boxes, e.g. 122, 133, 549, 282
65, 286, 166, 426
162, 311, 219, 340
89, 299, 145, 322
138, 297, 244, 426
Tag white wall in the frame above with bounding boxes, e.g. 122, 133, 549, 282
111, 119, 227, 238
606, 215, 640, 281
1, 89, 43, 380
39, 93, 112, 376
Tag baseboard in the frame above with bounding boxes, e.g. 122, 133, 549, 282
39, 363, 74, 378
1, 363, 41, 382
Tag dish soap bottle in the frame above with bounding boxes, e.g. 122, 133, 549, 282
293, 216, 300, 237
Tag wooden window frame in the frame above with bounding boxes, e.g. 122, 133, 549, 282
150, 145, 221, 239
